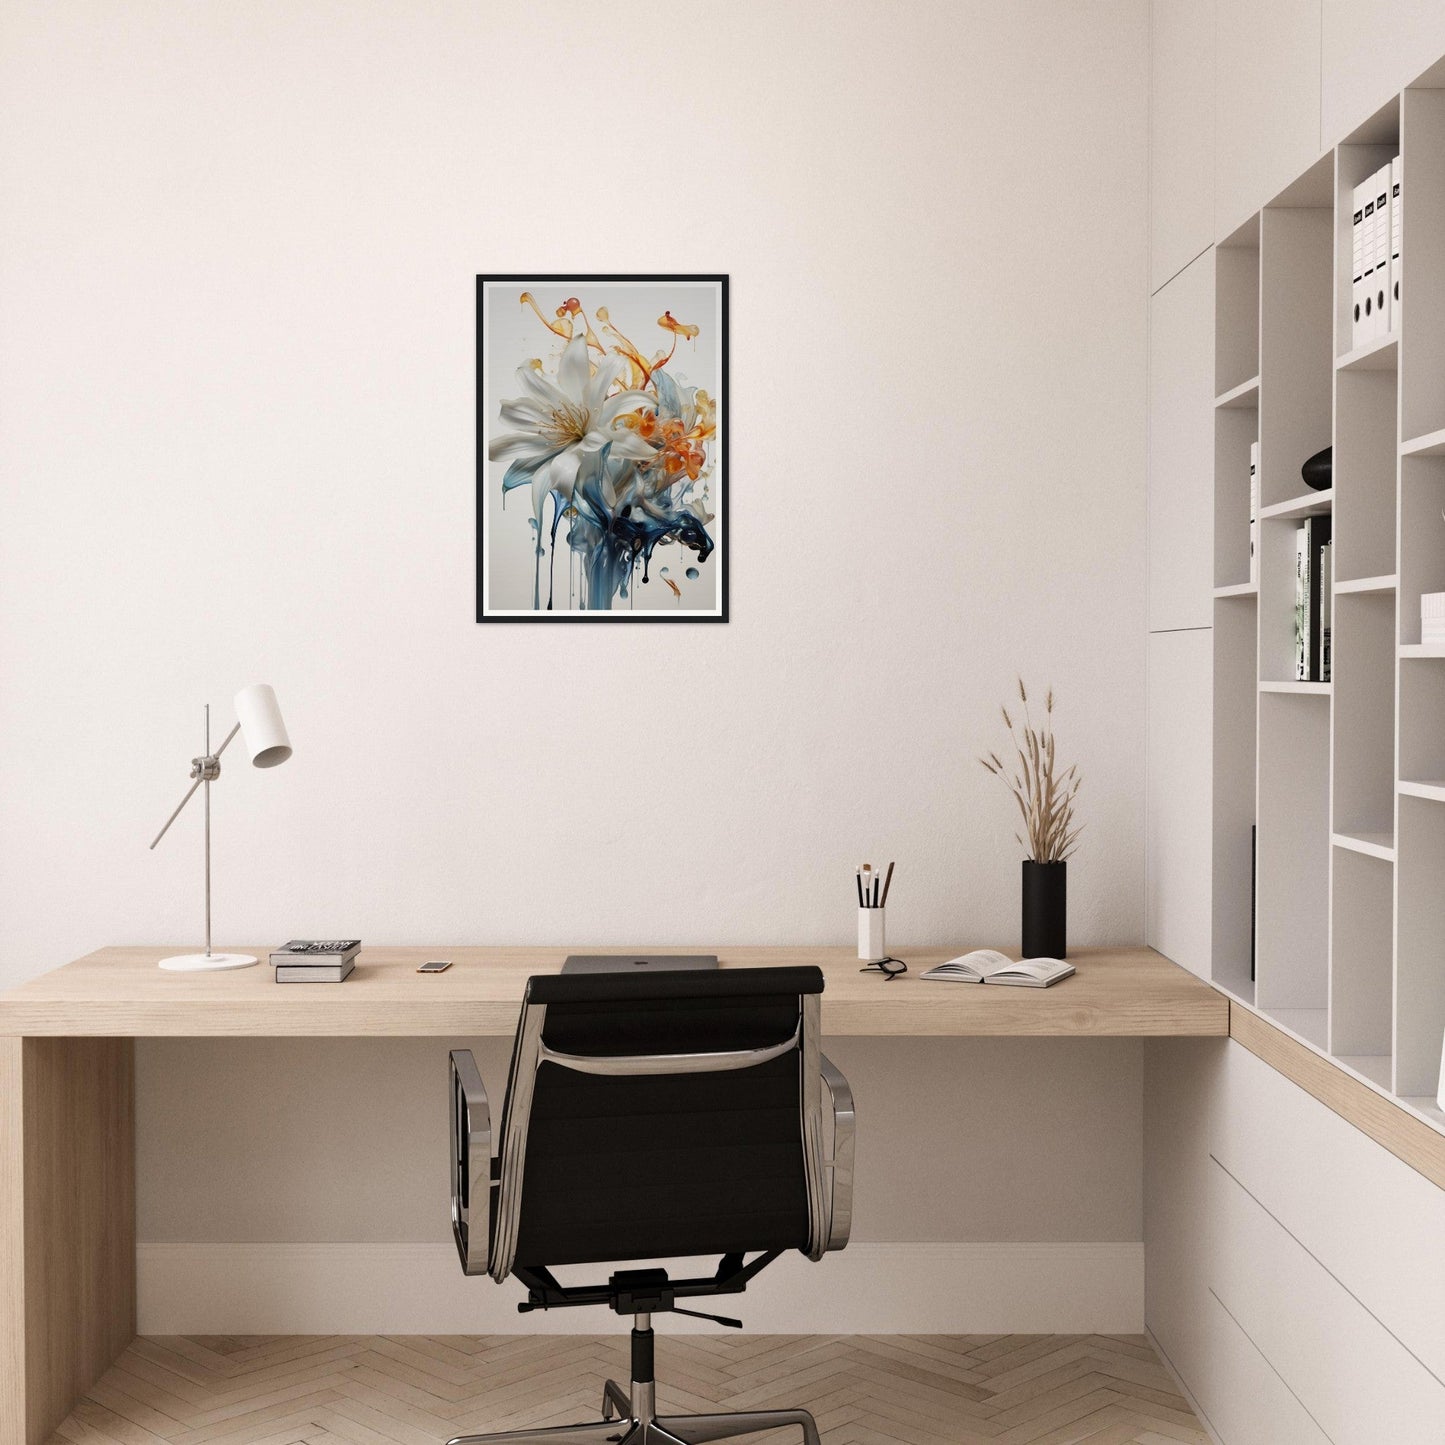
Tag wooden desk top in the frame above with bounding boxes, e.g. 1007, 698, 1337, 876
0, 945, 1227, 1038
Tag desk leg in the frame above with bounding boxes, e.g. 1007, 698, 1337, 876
0, 1037, 136, 1445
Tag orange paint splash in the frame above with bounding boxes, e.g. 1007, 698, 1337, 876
519, 292, 573, 340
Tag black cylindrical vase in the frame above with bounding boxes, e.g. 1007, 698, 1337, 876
1021, 860, 1067, 958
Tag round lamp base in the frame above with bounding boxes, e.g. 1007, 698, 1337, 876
158, 952, 258, 972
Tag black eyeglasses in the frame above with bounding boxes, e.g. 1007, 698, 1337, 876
859, 956, 908, 981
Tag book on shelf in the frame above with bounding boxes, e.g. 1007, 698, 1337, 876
1320, 539, 1332, 682
1293, 516, 1332, 681
1249, 441, 1259, 584
1295, 525, 1309, 679
1250, 824, 1256, 984
920, 950, 1074, 988
276, 958, 356, 983
270, 939, 361, 966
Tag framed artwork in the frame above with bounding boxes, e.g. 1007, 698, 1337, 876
476, 274, 728, 622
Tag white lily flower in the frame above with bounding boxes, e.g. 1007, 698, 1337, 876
489, 334, 655, 519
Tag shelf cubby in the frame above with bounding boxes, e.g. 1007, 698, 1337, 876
1214, 403, 1257, 589
1335, 117, 1399, 363
1329, 848, 1393, 1066
1331, 591, 1396, 837
1396, 796, 1445, 1100
1257, 506, 1331, 686
1334, 370, 1397, 581
1212, 593, 1259, 1003
1400, 85, 1445, 442
1255, 692, 1330, 1019
1259, 187, 1333, 510
1398, 455, 1445, 644
1215, 215, 1260, 398
1398, 653, 1445, 783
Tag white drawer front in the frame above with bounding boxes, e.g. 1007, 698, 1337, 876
1196, 1288, 1330, 1445
1209, 1158, 1445, 1444
1216, 1040, 1445, 1380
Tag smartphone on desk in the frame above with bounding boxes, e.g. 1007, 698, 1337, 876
417, 959, 452, 973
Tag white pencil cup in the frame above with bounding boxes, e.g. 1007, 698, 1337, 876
858, 907, 887, 962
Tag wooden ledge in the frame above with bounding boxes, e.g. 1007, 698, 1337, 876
1230, 1004, 1445, 1191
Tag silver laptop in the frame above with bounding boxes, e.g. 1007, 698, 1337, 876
561, 954, 719, 974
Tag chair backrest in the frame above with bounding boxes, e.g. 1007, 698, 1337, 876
488, 966, 827, 1280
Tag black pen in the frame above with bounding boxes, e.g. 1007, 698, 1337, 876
855, 870, 865, 908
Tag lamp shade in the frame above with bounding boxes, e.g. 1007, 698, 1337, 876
233, 684, 292, 768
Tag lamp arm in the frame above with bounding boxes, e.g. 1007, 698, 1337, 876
149, 778, 203, 849
212, 721, 242, 759
147, 722, 242, 850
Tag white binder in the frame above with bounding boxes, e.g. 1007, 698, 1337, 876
1373, 165, 1391, 340
1351, 179, 1368, 349
1362, 175, 1379, 341
1249, 441, 1259, 586
1390, 155, 1402, 333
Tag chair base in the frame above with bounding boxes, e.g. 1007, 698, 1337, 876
447, 1377, 821, 1445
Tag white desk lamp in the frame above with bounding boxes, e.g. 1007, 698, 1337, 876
149, 683, 292, 972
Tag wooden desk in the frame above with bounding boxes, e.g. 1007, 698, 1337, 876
0, 944, 1223, 1445
0, 943, 1225, 1038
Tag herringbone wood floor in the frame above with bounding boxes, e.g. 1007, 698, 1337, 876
49, 1334, 1209, 1445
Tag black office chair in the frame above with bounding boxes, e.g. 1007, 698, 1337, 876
446, 965, 855, 1445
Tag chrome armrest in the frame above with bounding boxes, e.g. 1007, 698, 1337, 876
819, 1053, 855, 1252
449, 1049, 492, 1277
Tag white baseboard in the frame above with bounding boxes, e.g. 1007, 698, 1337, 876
137, 1241, 1143, 1336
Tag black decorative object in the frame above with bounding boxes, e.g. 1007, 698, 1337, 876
1021, 860, 1067, 959
1302, 445, 1332, 492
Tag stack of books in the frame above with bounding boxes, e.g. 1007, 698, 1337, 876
1294, 517, 1332, 682
270, 939, 361, 983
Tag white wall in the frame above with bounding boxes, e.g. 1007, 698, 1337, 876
0, 0, 1149, 979
0, 0, 1151, 1318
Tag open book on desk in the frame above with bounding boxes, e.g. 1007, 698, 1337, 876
920, 950, 1075, 987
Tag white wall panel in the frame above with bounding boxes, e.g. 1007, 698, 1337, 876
1215, 0, 1322, 236
1148, 252, 1215, 630
1146, 630, 1213, 978
1322, 0, 1445, 144
1151, 0, 1216, 290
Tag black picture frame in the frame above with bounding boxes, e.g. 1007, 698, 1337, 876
475, 273, 729, 623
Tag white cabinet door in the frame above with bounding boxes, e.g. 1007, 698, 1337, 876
1147, 629, 1213, 977
1151, 0, 1216, 291
1215, 0, 1322, 236
1149, 252, 1215, 631
1322, 0, 1445, 144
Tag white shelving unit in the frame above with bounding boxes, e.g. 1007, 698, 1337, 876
1212, 81, 1445, 1138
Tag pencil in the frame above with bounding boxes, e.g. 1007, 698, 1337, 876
880, 860, 895, 907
